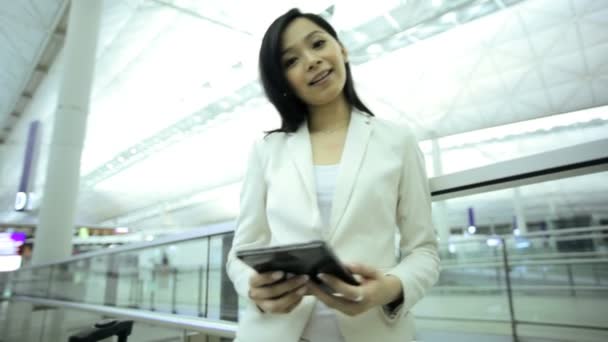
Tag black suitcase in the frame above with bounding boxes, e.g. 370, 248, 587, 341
68, 319, 133, 342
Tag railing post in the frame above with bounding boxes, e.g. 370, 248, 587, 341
592, 263, 600, 285
566, 264, 576, 297
47, 267, 55, 299
493, 246, 501, 289
220, 234, 238, 321
501, 237, 518, 342
204, 238, 211, 318
172, 268, 178, 314
198, 265, 204, 317
151, 269, 156, 311
138, 278, 144, 308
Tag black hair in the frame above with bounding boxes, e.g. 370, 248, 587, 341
259, 8, 374, 135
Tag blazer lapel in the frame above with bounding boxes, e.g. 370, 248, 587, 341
286, 123, 318, 217
328, 111, 372, 239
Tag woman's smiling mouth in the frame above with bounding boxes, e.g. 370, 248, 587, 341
309, 69, 333, 86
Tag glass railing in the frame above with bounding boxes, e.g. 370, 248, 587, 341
2, 225, 607, 341
3, 225, 238, 322
415, 227, 608, 341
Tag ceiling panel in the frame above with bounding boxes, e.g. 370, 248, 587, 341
0, 0, 63, 130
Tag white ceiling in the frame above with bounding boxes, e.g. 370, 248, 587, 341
0, 0, 64, 136
0, 0, 607, 233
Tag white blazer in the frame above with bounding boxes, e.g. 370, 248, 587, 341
226, 110, 440, 342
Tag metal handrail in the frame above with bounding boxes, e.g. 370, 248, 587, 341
20, 222, 234, 270
441, 250, 608, 263
440, 257, 608, 269
414, 315, 608, 332
434, 285, 608, 291
8, 296, 237, 338
15, 223, 608, 273
511, 225, 608, 238
429, 138, 608, 200
438, 225, 608, 246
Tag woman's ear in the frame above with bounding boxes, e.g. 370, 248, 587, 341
341, 45, 349, 63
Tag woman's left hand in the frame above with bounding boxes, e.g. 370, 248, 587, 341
306, 263, 403, 317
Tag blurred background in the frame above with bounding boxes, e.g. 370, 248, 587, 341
0, 0, 607, 341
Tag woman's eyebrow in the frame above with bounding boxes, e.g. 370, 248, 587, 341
282, 30, 324, 55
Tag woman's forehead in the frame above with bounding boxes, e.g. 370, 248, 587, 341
281, 18, 327, 49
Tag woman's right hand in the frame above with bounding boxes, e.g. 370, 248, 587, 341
248, 271, 309, 314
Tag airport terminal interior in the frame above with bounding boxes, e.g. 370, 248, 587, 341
0, 0, 607, 341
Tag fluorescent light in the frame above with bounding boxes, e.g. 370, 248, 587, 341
0, 255, 22, 272
448, 244, 456, 253
115, 227, 129, 234
487, 237, 501, 247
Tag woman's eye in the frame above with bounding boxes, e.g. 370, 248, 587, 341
312, 40, 326, 49
284, 57, 297, 68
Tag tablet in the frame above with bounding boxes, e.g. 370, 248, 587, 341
236, 240, 360, 288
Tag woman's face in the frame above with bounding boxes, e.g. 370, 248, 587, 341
281, 18, 348, 107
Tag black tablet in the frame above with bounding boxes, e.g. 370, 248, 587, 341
236, 240, 360, 289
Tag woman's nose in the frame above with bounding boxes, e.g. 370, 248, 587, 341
307, 59, 322, 71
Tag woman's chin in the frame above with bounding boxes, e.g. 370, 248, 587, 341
306, 88, 346, 107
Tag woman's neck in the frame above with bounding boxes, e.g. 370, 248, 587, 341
307, 94, 351, 133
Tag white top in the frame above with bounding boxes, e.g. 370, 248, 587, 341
313, 164, 340, 229
300, 164, 345, 341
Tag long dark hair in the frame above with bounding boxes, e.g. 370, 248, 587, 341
259, 8, 374, 135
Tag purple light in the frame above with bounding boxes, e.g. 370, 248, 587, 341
10, 232, 26, 242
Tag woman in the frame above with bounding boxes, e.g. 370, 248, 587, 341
226, 8, 439, 342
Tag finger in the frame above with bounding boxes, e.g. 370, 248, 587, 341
267, 275, 309, 298
264, 284, 307, 313
318, 273, 363, 302
277, 285, 307, 313
353, 274, 364, 284
308, 282, 366, 317
346, 263, 380, 279
249, 271, 284, 288
307, 281, 348, 309
250, 275, 308, 300
282, 295, 303, 313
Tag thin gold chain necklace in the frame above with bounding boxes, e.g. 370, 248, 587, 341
314, 121, 349, 135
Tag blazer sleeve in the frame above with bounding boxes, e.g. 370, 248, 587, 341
226, 140, 272, 302
383, 127, 440, 323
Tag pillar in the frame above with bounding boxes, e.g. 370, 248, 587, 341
32, 0, 103, 264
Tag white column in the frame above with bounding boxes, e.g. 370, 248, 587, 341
512, 187, 528, 235
431, 138, 450, 244
32, 0, 103, 264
